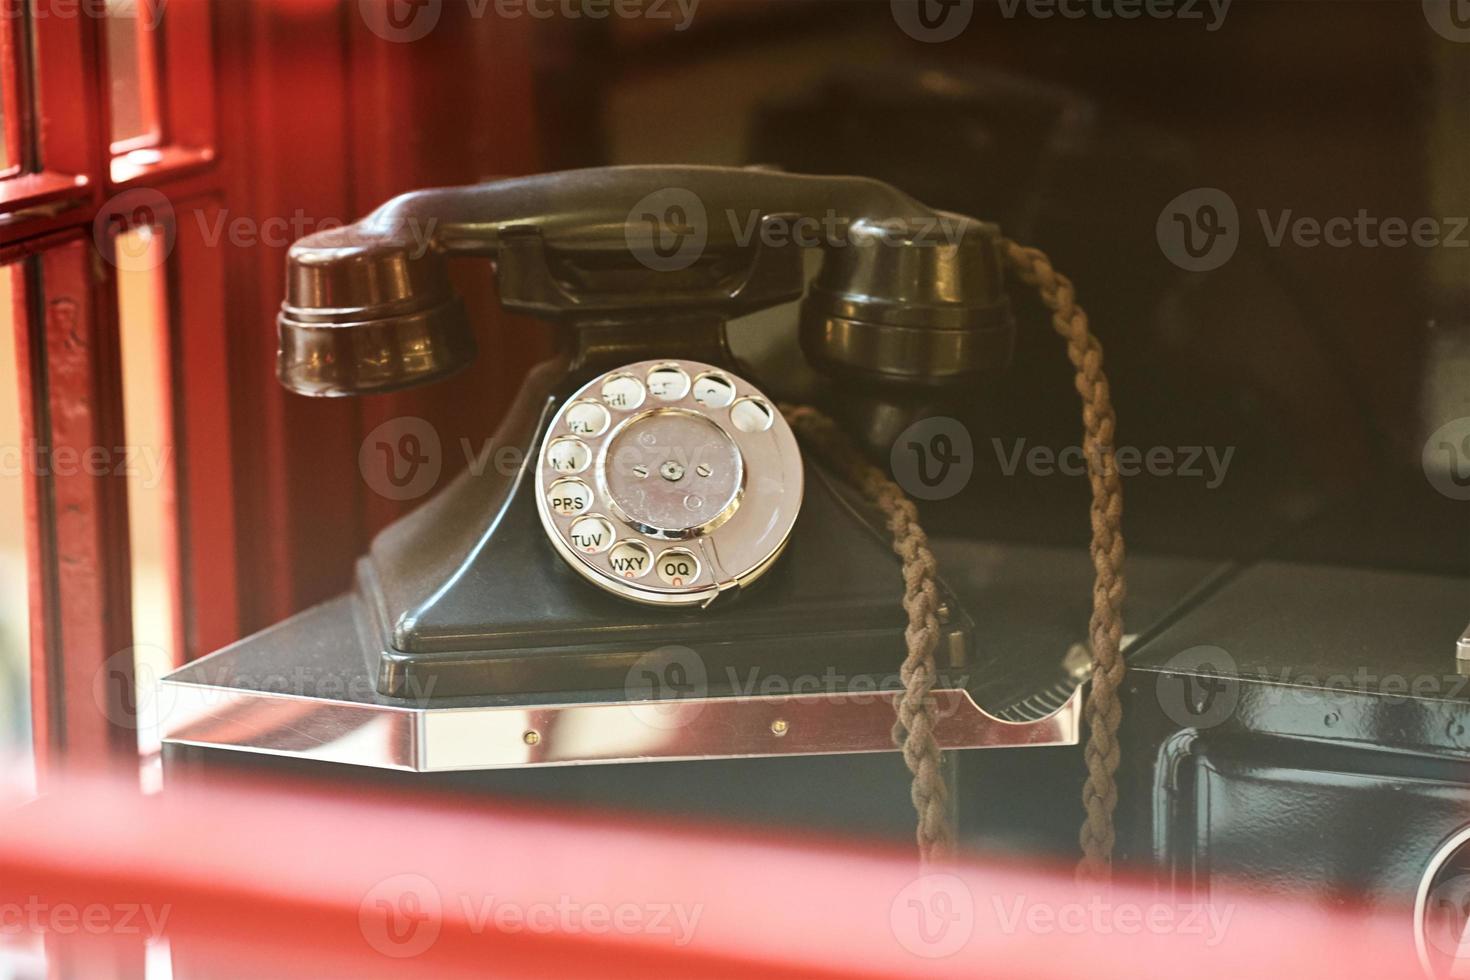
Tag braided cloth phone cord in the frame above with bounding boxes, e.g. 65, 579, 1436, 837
783, 240, 1127, 882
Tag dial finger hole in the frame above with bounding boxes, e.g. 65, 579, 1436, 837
647, 364, 691, 401
655, 548, 700, 587
569, 515, 614, 554
692, 372, 736, 409
546, 437, 591, 474
547, 478, 592, 517
730, 397, 774, 433
601, 373, 646, 411
608, 541, 653, 579
565, 400, 610, 437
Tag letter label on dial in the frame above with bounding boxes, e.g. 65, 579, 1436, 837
569, 516, 614, 554
655, 549, 699, 587
609, 541, 652, 579
566, 400, 610, 436
547, 479, 592, 517
601, 374, 646, 410
547, 437, 591, 474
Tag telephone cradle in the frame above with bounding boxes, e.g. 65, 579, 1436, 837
160, 166, 1083, 772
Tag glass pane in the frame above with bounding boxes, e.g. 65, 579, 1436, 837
115, 227, 178, 763
0, 262, 31, 792
106, 0, 161, 149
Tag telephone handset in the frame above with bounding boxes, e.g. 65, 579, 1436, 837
537, 358, 802, 606
280, 165, 1013, 613
278, 165, 1012, 396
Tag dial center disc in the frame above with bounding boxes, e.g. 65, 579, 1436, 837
604, 409, 742, 535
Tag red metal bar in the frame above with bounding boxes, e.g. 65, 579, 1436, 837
0, 0, 102, 245
109, 0, 218, 187
155, 0, 215, 155
32, 0, 107, 188
348, 7, 550, 538
215, 0, 360, 629
0, 0, 24, 177
0, 764, 1421, 979
105, 5, 163, 155
169, 199, 239, 661
215, 0, 548, 626
131, 1, 162, 152
29, 238, 137, 775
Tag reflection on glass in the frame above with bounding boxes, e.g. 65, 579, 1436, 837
0, 262, 32, 790
116, 227, 178, 759
105, 0, 161, 150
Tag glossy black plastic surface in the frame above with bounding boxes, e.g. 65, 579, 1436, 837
367, 458, 973, 699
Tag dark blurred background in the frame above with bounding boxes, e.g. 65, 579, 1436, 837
522, 0, 1468, 577
444, 0, 1470, 859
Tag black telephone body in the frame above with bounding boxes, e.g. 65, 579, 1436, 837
275, 165, 1030, 715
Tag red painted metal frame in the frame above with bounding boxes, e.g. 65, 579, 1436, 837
6, 0, 549, 777
105, 8, 161, 155
3, 9, 111, 778
0, 0, 23, 176
218, 1, 550, 633
0, 2, 102, 237
27, 1, 105, 181
156, 0, 216, 155
110, 0, 217, 187
27, 238, 138, 775
214, 0, 360, 628
347, 7, 550, 541
0, 766, 1421, 979
2, 0, 231, 781
168, 200, 238, 660
118, 0, 231, 670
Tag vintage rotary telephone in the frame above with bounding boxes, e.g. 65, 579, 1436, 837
274, 166, 1124, 871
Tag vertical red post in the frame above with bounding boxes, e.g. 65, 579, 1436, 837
32, 238, 137, 774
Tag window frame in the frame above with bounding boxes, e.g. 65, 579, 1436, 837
1, 0, 232, 778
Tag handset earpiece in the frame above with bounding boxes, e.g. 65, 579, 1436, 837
799, 214, 1014, 386
277, 227, 472, 396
